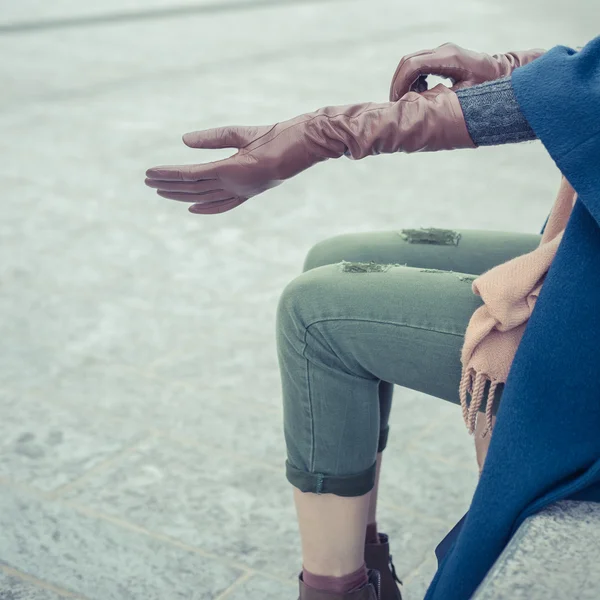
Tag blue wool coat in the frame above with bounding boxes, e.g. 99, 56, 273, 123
425, 35, 600, 600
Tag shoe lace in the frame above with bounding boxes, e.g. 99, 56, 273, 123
389, 554, 403, 586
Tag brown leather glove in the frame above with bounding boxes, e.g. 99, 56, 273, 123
145, 84, 474, 215
389, 42, 546, 101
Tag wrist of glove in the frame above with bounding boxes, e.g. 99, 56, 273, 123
145, 84, 474, 214
314, 84, 473, 159
390, 42, 546, 101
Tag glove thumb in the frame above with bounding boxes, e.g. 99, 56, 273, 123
182, 126, 253, 149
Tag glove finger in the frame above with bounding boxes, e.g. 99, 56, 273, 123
389, 49, 433, 100
146, 160, 225, 182
156, 189, 235, 204
189, 197, 246, 215
390, 52, 473, 101
145, 178, 220, 194
183, 126, 252, 149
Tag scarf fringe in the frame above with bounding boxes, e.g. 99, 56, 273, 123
459, 367, 500, 437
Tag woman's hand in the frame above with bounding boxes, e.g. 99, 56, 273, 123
145, 112, 340, 215
145, 86, 475, 215
389, 42, 546, 101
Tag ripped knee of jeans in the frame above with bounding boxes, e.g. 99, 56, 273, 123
400, 227, 462, 246
338, 260, 406, 273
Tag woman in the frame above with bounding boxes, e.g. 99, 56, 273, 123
145, 37, 600, 600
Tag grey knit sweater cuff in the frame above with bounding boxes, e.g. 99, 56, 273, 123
456, 76, 537, 146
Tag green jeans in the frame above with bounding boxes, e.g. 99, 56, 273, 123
275, 228, 541, 497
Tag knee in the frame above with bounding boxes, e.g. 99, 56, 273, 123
276, 266, 336, 344
276, 271, 317, 339
302, 235, 350, 273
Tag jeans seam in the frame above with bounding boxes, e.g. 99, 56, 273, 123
316, 473, 324, 494
298, 319, 462, 477
302, 325, 317, 473
305, 317, 465, 338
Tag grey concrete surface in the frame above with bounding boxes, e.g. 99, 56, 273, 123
473, 501, 600, 600
0, 487, 243, 599
0, 569, 75, 600
0, 0, 596, 598
0, 388, 145, 492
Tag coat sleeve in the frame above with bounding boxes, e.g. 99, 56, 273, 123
511, 36, 600, 225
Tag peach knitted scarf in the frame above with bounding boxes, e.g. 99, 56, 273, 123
460, 177, 577, 440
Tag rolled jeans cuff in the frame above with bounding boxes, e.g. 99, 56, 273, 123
377, 425, 390, 453
285, 459, 377, 497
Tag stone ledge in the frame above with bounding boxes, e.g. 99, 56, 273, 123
472, 500, 600, 600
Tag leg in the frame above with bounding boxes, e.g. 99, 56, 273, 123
294, 486, 371, 576
303, 239, 401, 562
278, 228, 541, 597
300, 229, 541, 538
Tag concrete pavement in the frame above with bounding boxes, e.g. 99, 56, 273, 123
0, 1, 596, 597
